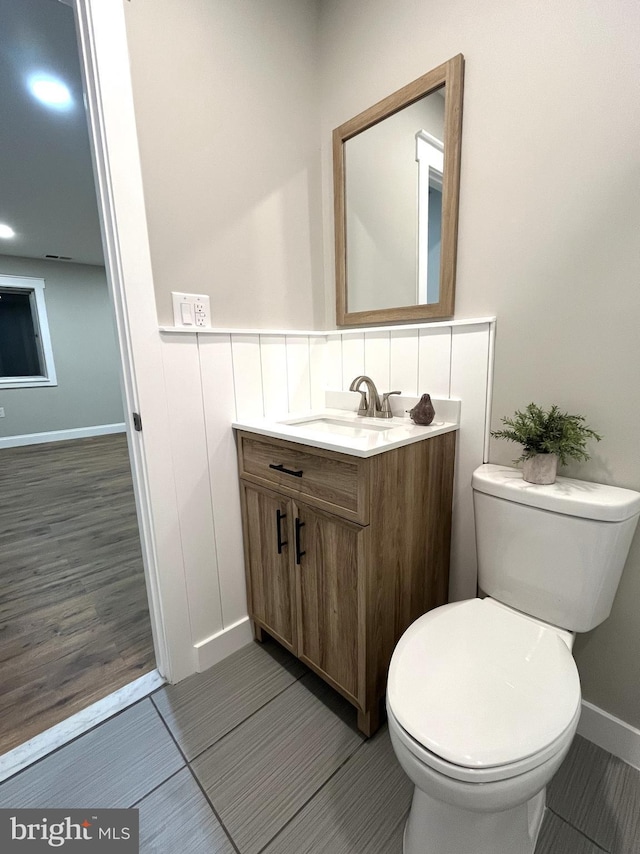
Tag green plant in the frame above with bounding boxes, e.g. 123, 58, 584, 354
491, 403, 602, 466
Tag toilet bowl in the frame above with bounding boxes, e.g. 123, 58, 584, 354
386, 598, 582, 854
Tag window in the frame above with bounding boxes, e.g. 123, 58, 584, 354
0, 275, 57, 388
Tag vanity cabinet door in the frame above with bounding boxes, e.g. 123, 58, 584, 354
242, 484, 296, 652
293, 501, 367, 708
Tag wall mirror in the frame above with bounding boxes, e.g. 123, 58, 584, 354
334, 54, 464, 326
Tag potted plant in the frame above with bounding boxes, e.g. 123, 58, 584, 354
491, 403, 602, 484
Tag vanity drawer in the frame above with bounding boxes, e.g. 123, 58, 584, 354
237, 432, 368, 523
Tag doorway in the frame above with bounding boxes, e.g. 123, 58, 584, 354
0, 0, 156, 755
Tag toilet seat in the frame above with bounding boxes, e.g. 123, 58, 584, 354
387, 598, 581, 777
387, 701, 581, 784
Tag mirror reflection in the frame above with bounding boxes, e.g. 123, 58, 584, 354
345, 87, 446, 313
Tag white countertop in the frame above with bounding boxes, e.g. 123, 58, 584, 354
233, 406, 459, 458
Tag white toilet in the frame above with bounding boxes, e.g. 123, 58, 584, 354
387, 463, 640, 854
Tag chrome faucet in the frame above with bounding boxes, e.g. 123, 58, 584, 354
349, 375, 401, 418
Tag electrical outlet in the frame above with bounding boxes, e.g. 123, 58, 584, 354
0, 407, 4, 418
194, 298, 208, 328
171, 292, 211, 328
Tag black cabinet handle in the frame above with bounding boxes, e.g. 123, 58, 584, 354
295, 517, 306, 565
269, 463, 303, 478
276, 509, 287, 554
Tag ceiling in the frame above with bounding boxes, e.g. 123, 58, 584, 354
0, 0, 104, 266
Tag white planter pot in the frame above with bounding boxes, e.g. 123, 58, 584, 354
523, 454, 558, 485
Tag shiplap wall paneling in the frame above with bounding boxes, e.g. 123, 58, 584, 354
390, 329, 420, 396
199, 335, 248, 635
260, 336, 289, 417
285, 336, 312, 412
448, 322, 493, 602
363, 331, 391, 392
309, 336, 326, 410
341, 332, 365, 391
325, 334, 342, 390
160, 334, 224, 647
231, 335, 264, 419
418, 327, 452, 398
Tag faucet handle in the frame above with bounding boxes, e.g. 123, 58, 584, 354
378, 390, 401, 418
353, 389, 368, 415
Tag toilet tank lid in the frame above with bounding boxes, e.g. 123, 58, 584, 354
473, 464, 640, 522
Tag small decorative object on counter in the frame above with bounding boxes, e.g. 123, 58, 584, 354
491, 402, 602, 485
409, 394, 436, 426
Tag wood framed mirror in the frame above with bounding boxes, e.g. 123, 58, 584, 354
334, 54, 464, 326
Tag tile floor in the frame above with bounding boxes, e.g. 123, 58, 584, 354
0, 638, 638, 853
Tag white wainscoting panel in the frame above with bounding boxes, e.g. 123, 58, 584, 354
325, 334, 343, 389
309, 336, 326, 410
286, 336, 311, 412
418, 327, 452, 398
390, 328, 420, 395
448, 322, 493, 601
295, 320, 494, 605
160, 333, 224, 648
231, 334, 264, 419
341, 332, 365, 391
364, 331, 391, 391
260, 336, 289, 417
160, 318, 495, 677
199, 335, 248, 642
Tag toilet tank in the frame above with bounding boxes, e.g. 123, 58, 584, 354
472, 464, 640, 632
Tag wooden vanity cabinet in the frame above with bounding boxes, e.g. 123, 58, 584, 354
236, 429, 456, 736
242, 486, 297, 652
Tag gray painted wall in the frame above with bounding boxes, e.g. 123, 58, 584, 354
124, 0, 324, 330
0, 256, 124, 437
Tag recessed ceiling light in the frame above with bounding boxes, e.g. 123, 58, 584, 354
0, 224, 16, 239
28, 74, 73, 111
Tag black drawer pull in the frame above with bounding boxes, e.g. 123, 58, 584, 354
276, 509, 287, 555
269, 463, 303, 478
295, 518, 306, 565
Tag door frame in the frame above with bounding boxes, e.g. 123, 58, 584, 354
70, 0, 194, 681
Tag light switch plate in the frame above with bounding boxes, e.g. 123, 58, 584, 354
171, 292, 211, 328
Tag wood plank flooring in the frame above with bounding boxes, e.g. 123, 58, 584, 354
1, 638, 637, 853
0, 434, 155, 754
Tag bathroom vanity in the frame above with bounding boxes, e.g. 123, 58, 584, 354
234, 409, 457, 735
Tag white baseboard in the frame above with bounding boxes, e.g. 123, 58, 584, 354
194, 616, 254, 672
578, 699, 640, 771
0, 422, 126, 449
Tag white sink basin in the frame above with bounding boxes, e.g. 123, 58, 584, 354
281, 415, 392, 436
233, 405, 460, 458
